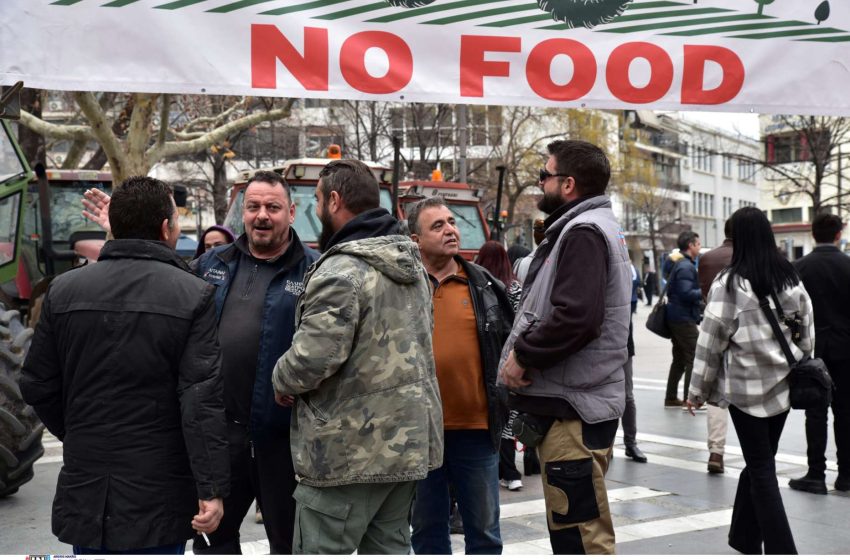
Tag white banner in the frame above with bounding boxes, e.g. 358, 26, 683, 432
2, 0, 850, 115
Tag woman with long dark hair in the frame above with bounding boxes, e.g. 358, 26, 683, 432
475, 240, 524, 489
687, 206, 812, 555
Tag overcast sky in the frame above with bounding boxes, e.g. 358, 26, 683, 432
678, 111, 761, 140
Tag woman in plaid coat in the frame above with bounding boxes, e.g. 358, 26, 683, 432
687, 207, 813, 555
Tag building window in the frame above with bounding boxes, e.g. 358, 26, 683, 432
738, 160, 756, 182
771, 207, 803, 224
691, 145, 713, 173
722, 155, 733, 177
723, 196, 733, 219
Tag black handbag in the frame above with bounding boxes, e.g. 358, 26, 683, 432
645, 267, 676, 339
759, 293, 833, 410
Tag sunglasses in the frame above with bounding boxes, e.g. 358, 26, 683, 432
539, 169, 570, 183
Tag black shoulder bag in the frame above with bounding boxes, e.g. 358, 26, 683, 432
645, 264, 678, 339
759, 292, 833, 410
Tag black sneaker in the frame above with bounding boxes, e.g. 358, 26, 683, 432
836, 475, 850, 492
789, 474, 827, 494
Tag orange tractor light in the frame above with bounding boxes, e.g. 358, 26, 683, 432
327, 144, 342, 159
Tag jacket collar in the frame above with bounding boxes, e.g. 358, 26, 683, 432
456, 256, 493, 288
215, 229, 306, 270
99, 239, 190, 271
323, 208, 400, 252
812, 244, 840, 253
544, 195, 611, 234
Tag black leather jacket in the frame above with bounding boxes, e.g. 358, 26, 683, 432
457, 257, 515, 451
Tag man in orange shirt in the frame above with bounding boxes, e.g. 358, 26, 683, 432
408, 197, 515, 555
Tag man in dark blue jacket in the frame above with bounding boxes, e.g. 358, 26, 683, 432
665, 231, 702, 407
191, 170, 319, 554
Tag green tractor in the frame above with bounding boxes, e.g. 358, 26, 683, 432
0, 82, 43, 498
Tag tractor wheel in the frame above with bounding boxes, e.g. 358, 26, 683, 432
537, 0, 632, 28
0, 308, 42, 498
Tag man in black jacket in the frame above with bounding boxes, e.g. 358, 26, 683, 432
21, 176, 229, 554
664, 231, 702, 408
791, 213, 850, 494
408, 197, 514, 555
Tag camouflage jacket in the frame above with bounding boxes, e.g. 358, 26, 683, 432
272, 234, 443, 487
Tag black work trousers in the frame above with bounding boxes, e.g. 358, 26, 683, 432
728, 406, 797, 555
666, 321, 698, 401
192, 421, 296, 555
499, 438, 522, 482
804, 358, 849, 478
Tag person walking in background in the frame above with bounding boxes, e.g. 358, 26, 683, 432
499, 140, 630, 554
408, 198, 513, 555
476, 240, 524, 490
193, 224, 235, 259
273, 160, 442, 555
507, 243, 530, 268
687, 206, 810, 555
791, 213, 850, 494
22, 177, 230, 555
623, 263, 647, 463
697, 220, 734, 475
514, 218, 546, 283
643, 267, 657, 307
664, 231, 702, 408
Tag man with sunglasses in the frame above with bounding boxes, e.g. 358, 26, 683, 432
499, 140, 630, 554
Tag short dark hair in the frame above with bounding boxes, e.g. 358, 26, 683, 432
109, 176, 175, 241
547, 139, 611, 197
724, 217, 733, 240
677, 231, 699, 252
811, 213, 843, 243
247, 170, 290, 201
318, 159, 379, 214
407, 196, 447, 236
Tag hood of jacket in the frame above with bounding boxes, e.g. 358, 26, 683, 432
322, 234, 422, 285
319, 208, 420, 284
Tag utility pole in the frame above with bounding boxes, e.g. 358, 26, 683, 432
457, 105, 468, 183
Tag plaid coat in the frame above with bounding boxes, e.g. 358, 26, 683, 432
689, 271, 814, 418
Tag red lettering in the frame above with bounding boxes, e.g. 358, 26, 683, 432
340, 31, 413, 94
460, 35, 522, 97
681, 45, 745, 105
526, 39, 596, 102
251, 25, 328, 90
606, 42, 673, 104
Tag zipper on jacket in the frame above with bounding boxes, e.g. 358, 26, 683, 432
250, 440, 255, 459
243, 264, 258, 298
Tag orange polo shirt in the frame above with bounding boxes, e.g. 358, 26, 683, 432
431, 268, 489, 430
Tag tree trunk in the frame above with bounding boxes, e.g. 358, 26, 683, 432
18, 88, 45, 167
212, 153, 230, 225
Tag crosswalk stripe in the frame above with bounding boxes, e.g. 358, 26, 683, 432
500, 486, 669, 520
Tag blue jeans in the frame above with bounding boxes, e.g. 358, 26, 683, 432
411, 429, 502, 555
73, 542, 186, 555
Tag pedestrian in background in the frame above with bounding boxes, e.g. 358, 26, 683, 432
193, 224, 234, 259
23, 177, 230, 555
476, 240, 524, 490
664, 231, 702, 408
499, 140, 630, 554
697, 219, 734, 475
273, 160, 442, 555
623, 262, 647, 463
409, 197, 514, 555
688, 206, 811, 555
791, 213, 850, 494
643, 267, 657, 307
514, 218, 546, 283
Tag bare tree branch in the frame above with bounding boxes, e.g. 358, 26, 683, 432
19, 109, 95, 142
74, 91, 127, 178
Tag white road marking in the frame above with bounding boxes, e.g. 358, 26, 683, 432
500, 486, 669, 520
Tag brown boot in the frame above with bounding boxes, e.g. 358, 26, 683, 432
707, 453, 724, 474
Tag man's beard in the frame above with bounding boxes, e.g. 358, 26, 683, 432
318, 202, 336, 252
537, 190, 565, 214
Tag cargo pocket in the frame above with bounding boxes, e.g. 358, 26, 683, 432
293, 484, 352, 554
545, 458, 600, 525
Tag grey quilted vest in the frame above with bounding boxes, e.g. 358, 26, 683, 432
498, 196, 630, 423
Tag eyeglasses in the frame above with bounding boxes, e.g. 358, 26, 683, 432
539, 169, 570, 183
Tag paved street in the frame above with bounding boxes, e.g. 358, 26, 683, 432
1, 304, 847, 555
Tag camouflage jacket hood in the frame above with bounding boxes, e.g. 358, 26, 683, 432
318, 234, 422, 285
272, 234, 443, 487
